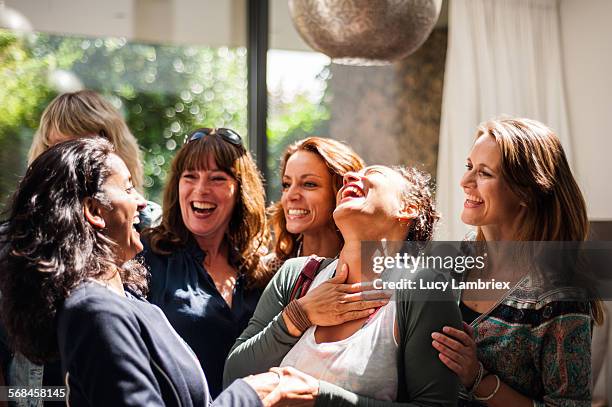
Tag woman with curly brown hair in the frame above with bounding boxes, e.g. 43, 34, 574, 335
141, 128, 270, 398
225, 164, 461, 405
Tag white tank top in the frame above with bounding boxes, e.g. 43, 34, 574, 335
280, 260, 399, 401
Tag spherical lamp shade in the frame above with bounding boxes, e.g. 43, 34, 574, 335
289, 0, 442, 65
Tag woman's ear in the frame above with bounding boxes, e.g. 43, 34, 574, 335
397, 205, 419, 223
83, 197, 106, 229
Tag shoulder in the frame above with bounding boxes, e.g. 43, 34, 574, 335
59, 283, 139, 328
268, 256, 335, 294
262, 252, 284, 274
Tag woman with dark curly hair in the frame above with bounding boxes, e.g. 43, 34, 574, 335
0, 137, 318, 406
225, 165, 461, 405
141, 128, 271, 398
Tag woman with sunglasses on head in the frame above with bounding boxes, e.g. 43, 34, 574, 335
225, 164, 461, 405
141, 128, 271, 398
431, 117, 602, 406
0, 137, 320, 407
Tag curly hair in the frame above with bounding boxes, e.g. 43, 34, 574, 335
0, 138, 148, 364
28, 90, 144, 191
394, 165, 440, 242
269, 137, 365, 261
142, 129, 271, 288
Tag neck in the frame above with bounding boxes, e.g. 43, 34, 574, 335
97, 267, 125, 297
338, 240, 364, 284
195, 232, 228, 263
481, 224, 515, 241
301, 226, 342, 258
337, 223, 410, 284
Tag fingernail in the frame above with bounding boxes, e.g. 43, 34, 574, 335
442, 326, 451, 333
431, 332, 439, 339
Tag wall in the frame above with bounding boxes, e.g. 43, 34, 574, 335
329, 28, 448, 177
560, 0, 612, 221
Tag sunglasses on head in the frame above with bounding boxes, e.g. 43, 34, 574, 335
185, 128, 243, 146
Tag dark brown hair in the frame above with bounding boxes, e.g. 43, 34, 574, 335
143, 129, 270, 287
394, 165, 440, 242
0, 138, 148, 364
269, 137, 365, 261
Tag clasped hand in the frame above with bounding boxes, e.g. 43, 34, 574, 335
297, 263, 392, 328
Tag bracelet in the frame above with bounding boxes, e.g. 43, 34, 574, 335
285, 300, 312, 333
467, 361, 484, 397
474, 374, 501, 401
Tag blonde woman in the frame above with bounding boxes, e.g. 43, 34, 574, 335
28, 89, 143, 190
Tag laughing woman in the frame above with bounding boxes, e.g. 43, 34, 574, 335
141, 128, 270, 398
0, 138, 291, 406
264, 137, 364, 273
431, 117, 601, 406
225, 164, 462, 405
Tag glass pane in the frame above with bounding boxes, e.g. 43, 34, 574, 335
0, 0, 247, 208
267, 2, 331, 202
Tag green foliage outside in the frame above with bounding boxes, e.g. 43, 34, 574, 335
0, 29, 247, 207
266, 66, 331, 202
0, 28, 330, 210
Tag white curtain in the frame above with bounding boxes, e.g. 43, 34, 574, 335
436, 0, 571, 240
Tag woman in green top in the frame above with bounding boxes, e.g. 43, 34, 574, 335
225, 165, 462, 406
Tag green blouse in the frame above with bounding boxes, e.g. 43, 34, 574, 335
223, 257, 462, 406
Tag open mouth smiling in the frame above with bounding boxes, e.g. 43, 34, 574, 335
191, 201, 217, 214
339, 184, 365, 202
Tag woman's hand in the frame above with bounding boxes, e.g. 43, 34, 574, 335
288, 263, 391, 333
241, 371, 281, 401
262, 366, 319, 407
431, 322, 480, 388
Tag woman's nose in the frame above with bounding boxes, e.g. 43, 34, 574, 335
286, 183, 301, 200
343, 171, 360, 186
135, 192, 147, 210
460, 169, 475, 189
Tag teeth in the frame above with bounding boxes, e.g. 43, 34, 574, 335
133, 217, 140, 225
288, 209, 309, 216
465, 194, 483, 203
344, 186, 364, 198
192, 202, 216, 210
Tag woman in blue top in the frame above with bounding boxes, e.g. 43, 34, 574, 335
141, 128, 271, 397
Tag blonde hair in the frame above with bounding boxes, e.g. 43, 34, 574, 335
28, 90, 144, 190
474, 117, 603, 323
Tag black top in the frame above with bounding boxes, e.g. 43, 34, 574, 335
142, 240, 262, 398
57, 282, 261, 407
459, 301, 482, 325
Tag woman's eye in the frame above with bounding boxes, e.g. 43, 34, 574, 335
465, 164, 473, 170
304, 182, 318, 188
182, 173, 196, 179
126, 186, 135, 193
478, 171, 490, 177
281, 182, 290, 190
